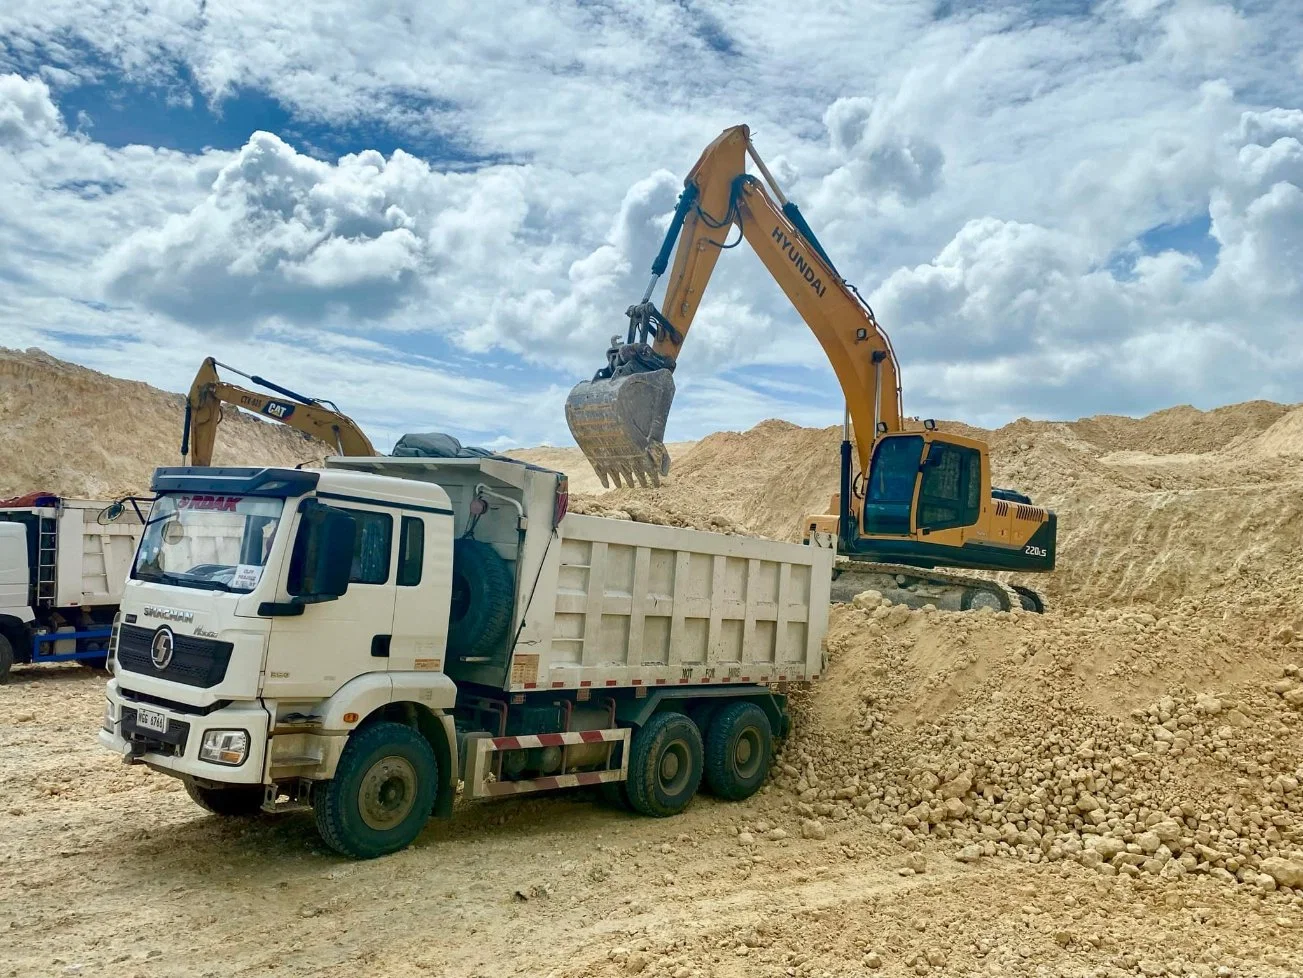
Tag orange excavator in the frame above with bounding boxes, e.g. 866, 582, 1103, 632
565, 125, 1054, 611
182, 358, 377, 466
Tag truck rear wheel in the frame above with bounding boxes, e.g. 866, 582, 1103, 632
626, 712, 703, 818
0, 633, 13, 683
313, 721, 437, 859
448, 539, 513, 658
704, 701, 772, 801
183, 777, 265, 816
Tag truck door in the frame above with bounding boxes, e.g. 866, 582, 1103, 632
386, 513, 453, 673
266, 502, 397, 697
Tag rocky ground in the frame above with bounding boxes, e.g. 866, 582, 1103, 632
2, 660, 1301, 978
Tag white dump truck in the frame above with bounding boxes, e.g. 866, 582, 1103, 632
0, 494, 147, 680
97, 456, 834, 857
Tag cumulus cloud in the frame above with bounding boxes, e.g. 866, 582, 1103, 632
819, 96, 945, 204
99, 134, 454, 325
869, 104, 1303, 421
0, 73, 62, 145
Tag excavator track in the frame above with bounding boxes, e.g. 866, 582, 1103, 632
829, 559, 1045, 613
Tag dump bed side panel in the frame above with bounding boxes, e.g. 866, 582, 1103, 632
505, 514, 833, 692
60, 505, 145, 608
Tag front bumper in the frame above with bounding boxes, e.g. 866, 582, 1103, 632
98, 679, 271, 785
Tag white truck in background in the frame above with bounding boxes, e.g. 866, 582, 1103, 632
97, 456, 833, 858
0, 495, 146, 680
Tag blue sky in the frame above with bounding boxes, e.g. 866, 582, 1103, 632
1, 0, 1301, 452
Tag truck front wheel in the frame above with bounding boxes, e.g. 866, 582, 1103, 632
626, 712, 703, 818
183, 778, 265, 816
703, 701, 772, 800
313, 721, 437, 859
0, 633, 13, 683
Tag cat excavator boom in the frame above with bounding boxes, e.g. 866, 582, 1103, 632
182, 358, 377, 466
566, 125, 1055, 612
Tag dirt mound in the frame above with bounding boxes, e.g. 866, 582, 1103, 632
767, 595, 1303, 903
0, 347, 332, 498
562, 399, 1302, 617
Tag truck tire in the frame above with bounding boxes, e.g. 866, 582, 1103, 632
183, 777, 265, 816
313, 721, 437, 859
448, 539, 514, 657
0, 633, 13, 683
703, 701, 773, 801
626, 712, 703, 818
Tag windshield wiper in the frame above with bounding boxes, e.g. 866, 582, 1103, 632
133, 570, 234, 592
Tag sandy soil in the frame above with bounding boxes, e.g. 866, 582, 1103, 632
2, 351, 1301, 976
3, 665, 1299, 978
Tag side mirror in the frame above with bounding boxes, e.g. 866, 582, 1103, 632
288, 500, 356, 603
100, 500, 125, 523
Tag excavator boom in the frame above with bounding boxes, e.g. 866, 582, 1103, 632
566, 125, 902, 488
183, 358, 377, 466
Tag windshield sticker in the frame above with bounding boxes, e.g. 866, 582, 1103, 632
230, 564, 264, 590
175, 495, 240, 512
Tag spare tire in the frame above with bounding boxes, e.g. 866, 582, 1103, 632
448, 538, 514, 658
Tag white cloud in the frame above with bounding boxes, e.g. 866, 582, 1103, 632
0, 0, 1301, 451
0, 73, 62, 144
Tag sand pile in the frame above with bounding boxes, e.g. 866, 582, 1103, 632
570, 401, 1303, 614
0, 347, 334, 498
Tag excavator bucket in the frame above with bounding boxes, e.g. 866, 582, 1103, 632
565, 369, 676, 488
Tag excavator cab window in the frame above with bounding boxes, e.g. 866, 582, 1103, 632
863, 435, 923, 536
917, 441, 982, 531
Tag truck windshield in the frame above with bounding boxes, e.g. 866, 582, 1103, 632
131, 494, 284, 593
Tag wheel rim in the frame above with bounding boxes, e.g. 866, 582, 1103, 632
358, 755, 418, 831
733, 727, 763, 780
658, 739, 691, 795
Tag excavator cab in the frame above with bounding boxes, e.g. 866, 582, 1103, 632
810, 428, 1056, 577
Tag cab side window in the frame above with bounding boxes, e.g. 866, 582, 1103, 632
397, 516, 424, 587
340, 509, 392, 584
918, 444, 981, 530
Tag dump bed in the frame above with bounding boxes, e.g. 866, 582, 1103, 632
326, 455, 834, 692
0, 498, 144, 610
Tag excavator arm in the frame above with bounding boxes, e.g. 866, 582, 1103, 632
183, 358, 377, 467
565, 124, 902, 488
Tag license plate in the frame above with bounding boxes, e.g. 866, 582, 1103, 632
136, 707, 168, 734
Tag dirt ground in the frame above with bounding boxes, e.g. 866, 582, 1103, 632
2, 663, 1300, 978
2, 351, 1301, 976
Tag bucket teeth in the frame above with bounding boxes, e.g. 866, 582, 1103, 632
565, 369, 675, 490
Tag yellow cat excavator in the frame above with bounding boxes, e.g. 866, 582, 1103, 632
565, 125, 1054, 612
182, 358, 377, 466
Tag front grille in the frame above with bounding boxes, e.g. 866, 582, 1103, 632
116, 624, 234, 688
121, 706, 191, 756
118, 685, 232, 716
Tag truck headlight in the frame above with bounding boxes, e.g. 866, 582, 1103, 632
102, 699, 113, 733
199, 730, 250, 766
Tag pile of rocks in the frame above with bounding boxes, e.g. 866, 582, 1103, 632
770, 603, 1303, 900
